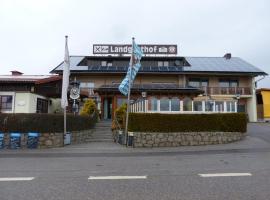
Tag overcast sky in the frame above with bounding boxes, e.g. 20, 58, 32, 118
0, 0, 269, 87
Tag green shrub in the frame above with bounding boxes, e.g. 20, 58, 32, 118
128, 113, 247, 132
0, 113, 97, 133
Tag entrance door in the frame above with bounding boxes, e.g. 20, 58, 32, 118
103, 97, 112, 120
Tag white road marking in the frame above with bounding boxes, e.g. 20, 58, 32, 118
0, 177, 35, 181
198, 173, 252, 177
88, 176, 147, 180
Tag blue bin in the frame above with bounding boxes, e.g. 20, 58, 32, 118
0, 133, 4, 149
128, 136, 134, 147
9, 133, 21, 149
27, 132, 39, 149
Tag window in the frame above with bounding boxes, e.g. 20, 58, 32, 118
163, 61, 169, 67
107, 62, 113, 67
101, 61, 107, 67
36, 98, 48, 113
101, 61, 113, 67
188, 78, 208, 88
160, 97, 170, 111
205, 101, 214, 112
171, 98, 180, 111
215, 101, 224, 112
226, 101, 236, 112
158, 61, 169, 67
80, 82, 94, 88
219, 79, 238, 87
148, 97, 158, 111
188, 78, 200, 88
193, 101, 203, 111
183, 97, 192, 111
0, 95, 13, 111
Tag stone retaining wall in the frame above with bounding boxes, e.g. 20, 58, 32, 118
2, 132, 63, 149
1, 129, 94, 149
133, 132, 246, 147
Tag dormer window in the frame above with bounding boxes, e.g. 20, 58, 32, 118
101, 61, 107, 67
101, 61, 113, 67
158, 61, 169, 67
107, 62, 113, 67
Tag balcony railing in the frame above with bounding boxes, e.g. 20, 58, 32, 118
201, 87, 252, 95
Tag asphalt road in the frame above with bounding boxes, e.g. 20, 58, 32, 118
0, 123, 269, 200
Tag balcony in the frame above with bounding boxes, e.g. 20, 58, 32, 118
202, 87, 252, 95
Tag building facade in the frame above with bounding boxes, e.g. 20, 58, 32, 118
0, 71, 62, 114
51, 52, 267, 122
257, 88, 270, 121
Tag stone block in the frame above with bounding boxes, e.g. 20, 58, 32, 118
45, 140, 53, 146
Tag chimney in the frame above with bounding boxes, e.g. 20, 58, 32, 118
11, 70, 23, 76
224, 53, 231, 59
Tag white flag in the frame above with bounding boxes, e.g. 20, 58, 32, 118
61, 36, 70, 109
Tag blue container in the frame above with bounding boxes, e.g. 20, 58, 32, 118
128, 136, 134, 147
27, 132, 39, 149
9, 133, 21, 149
0, 133, 4, 149
64, 132, 71, 145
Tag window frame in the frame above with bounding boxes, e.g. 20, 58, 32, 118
0, 95, 13, 111
188, 78, 209, 88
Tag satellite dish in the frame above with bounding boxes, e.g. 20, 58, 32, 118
175, 60, 181, 66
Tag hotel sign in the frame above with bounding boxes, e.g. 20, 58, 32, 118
93, 44, 177, 55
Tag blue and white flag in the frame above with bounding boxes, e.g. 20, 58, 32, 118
119, 40, 143, 96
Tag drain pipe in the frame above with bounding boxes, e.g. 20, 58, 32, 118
255, 75, 266, 88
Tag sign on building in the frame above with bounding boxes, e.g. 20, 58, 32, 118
93, 44, 177, 55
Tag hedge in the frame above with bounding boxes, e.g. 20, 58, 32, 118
0, 113, 97, 133
128, 113, 247, 133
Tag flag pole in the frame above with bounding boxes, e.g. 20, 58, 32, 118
61, 35, 70, 146
64, 106, 66, 135
63, 36, 68, 146
125, 37, 134, 146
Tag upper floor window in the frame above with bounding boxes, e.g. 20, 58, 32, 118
188, 78, 208, 88
158, 61, 169, 67
80, 82, 94, 88
101, 61, 113, 67
219, 79, 238, 87
0, 95, 13, 111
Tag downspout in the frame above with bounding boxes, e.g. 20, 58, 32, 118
255, 75, 266, 88
13, 92, 16, 113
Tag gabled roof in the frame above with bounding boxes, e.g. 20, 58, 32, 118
0, 75, 60, 84
51, 55, 267, 76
